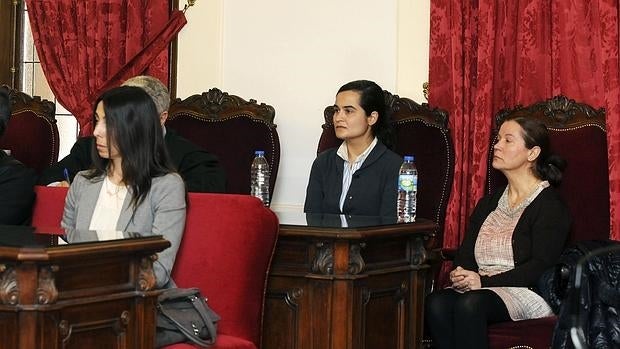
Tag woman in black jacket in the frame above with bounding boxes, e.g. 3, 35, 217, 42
425, 116, 571, 349
304, 80, 402, 217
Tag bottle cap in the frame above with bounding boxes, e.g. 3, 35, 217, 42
255, 150, 265, 156
404, 155, 414, 161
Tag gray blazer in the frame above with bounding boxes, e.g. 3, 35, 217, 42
61, 171, 187, 288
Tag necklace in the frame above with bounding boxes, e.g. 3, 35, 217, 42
104, 176, 125, 197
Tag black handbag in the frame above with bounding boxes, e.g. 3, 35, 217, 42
156, 287, 220, 348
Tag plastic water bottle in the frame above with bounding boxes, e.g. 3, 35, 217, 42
397, 155, 417, 222
250, 150, 270, 206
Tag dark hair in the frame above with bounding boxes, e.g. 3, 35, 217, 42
337, 80, 394, 148
87, 86, 175, 208
502, 116, 567, 186
0, 86, 10, 137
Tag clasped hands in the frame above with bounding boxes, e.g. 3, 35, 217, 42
450, 266, 482, 292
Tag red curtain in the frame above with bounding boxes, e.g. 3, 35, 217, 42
25, 1, 187, 135
429, 0, 620, 255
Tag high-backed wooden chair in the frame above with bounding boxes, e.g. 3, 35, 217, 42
0, 86, 59, 175
484, 96, 608, 349
167, 88, 280, 198
318, 91, 453, 244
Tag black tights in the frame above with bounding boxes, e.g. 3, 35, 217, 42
425, 288, 511, 349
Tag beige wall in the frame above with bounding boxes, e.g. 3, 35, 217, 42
177, 0, 430, 211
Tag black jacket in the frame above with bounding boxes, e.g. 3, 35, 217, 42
454, 186, 571, 287
37, 128, 226, 193
304, 141, 402, 217
0, 151, 36, 225
538, 240, 620, 349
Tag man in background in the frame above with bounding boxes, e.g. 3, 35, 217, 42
0, 86, 36, 224
38, 76, 226, 193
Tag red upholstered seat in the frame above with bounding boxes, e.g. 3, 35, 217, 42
0, 87, 59, 175
165, 193, 279, 349
487, 317, 558, 348
167, 89, 280, 198
31, 185, 68, 233
164, 334, 255, 349
30, 186, 280, 348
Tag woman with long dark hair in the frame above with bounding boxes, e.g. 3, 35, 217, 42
304, 80, 402, 216
62, 86, 186, 288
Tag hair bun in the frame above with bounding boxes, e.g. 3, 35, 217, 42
539, 154, 566, 186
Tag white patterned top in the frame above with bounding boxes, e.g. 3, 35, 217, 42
474, 181, 554, 321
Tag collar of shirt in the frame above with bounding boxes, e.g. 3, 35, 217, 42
336, 137, 378, 167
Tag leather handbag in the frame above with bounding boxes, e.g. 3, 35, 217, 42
156, 287, 220, 348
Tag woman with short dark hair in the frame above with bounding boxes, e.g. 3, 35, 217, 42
425, 116, 571, 349
304, 80, 402, 217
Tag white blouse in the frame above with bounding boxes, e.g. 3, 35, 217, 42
88, 176, 128, 240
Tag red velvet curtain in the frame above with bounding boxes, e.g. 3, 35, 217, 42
429, 0, 620, 255
25, 1, 187, 135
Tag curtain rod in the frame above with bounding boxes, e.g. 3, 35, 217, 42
183, 0, 196, 13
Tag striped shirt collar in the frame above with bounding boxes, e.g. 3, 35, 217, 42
336, 137, 378, 166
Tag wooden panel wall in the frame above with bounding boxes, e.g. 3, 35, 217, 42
0, 0, 22, 87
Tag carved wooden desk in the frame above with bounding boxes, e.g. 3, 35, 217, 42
0, 226, 169, 349
263, 214, 437, 349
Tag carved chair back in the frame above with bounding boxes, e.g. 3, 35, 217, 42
487, 95, 609, 243
317, 91, 453, 242
167, 88, 280, 197
0, 86, 59, 175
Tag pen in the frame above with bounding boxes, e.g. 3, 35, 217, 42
63, 168, 71, 184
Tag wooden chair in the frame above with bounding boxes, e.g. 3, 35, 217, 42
437, 96, 608, 349
317, 91, 454, 244
167, 88, 280, 198
0, 86, 59, 175
483, 95, 608, 349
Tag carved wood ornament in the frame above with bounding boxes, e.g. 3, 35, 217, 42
410, 238, 429, 266
36, 265, 59, 304
348, 242, 366, 274
138, 255, 158, 291
495, 95, 606, 130
0, 265, 18, 305
2, 84, 56, 124
311, 242, 367, 275
311, 242, 333, 275
168, 87, 276, 124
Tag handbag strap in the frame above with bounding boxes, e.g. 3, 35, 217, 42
159, 294, 217, 347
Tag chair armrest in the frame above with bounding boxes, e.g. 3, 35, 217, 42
440, 247, 457, 261
427, 247, 457, 291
